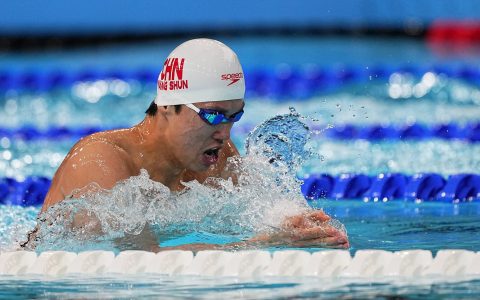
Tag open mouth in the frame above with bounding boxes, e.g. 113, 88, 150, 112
202, 147, 220, 165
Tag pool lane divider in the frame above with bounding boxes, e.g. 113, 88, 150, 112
1, 64, 480, 97
302, 173, 480, 203
0, 249, 479, 278
1, 122, 480, 142
1, 173, 479, 207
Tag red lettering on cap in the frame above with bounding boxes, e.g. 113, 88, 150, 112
160, 58, 185, 81
159, 57, 188, 91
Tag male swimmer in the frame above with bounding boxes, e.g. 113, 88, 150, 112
26, 39, 349, 251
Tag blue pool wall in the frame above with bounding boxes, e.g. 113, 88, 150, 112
1, 0, 480, 35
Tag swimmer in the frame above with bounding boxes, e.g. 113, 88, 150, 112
25, 39, 349, 251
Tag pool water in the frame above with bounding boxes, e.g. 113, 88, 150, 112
2, 199, 479, 253
2, 84, 480, 179
1, 37, 480, 298
0, 275, 479, 299
1, 200, 479, 299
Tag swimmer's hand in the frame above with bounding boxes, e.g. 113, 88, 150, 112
155, 211, 348, 252
247, 211, 349, 249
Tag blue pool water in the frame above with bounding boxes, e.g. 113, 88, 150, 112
1, 37, 480, 298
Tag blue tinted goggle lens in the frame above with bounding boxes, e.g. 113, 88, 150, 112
199, 109, 244, 125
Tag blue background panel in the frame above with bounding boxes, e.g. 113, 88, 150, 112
1, 0, 480, 35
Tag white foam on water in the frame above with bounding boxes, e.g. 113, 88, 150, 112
0, 206, 38, 252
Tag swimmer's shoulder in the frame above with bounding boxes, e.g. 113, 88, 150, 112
69, 129, 134, 165
74, 128, 126, 149
72, 129, 138, 175
43, 129, 137, 211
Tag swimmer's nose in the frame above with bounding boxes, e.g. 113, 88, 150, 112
212, 123, 232, 141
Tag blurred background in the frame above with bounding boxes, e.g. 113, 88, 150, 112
2, 0, 480, 69
1, 0, 480, 204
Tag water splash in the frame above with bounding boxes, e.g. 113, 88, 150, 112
0, 206, 37, 251
24, 111, 345, 252
245, 107, 316, 172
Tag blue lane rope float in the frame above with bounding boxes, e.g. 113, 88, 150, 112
404, 173, 446, 201
301, 173, 480, 203
1, 64, 480, 95
1, 173, 479, 207
331, 174, 371, 199
0, 176, 51, 207
1, 122, 479, 142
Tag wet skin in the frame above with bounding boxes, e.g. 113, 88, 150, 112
38, 99, 349, 251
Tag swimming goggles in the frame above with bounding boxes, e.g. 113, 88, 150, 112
184, 103, 244, 125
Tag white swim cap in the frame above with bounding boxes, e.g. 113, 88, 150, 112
154, 39, 245, 106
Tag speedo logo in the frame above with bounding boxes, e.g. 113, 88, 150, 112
221, 72, 243, 86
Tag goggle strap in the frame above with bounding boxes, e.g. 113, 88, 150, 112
185, 103, 200, 113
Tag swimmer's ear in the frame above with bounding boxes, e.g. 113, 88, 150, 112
159, 105, 177, 119
159, 105, 170, 114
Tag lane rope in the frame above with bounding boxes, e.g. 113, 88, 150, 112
1, 173, 479, 206
0, 249, 479, 278
1, 122, 479, 142
1, 64, 480, 97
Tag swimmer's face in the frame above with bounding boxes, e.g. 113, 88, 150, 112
164, 99, 244, 171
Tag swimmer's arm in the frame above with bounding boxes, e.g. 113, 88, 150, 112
155, 211, 349, 252
40, 140, 162, 251
21, 141, 135, 249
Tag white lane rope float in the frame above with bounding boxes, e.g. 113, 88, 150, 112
0, 249, 479, 280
